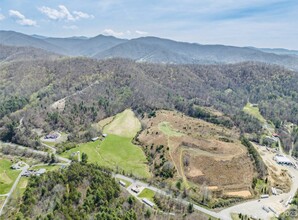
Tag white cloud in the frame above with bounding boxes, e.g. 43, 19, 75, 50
63, 25, 78, 30
73, 11, 94, 19
39, 5, 94, 21
0, 14, 5, 21
135, 30, 148, 35
102, 29, 124, 37
9, 10, 37, 26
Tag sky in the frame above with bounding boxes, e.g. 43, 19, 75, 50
0, 0, 298, 49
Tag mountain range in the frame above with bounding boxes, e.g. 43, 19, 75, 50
1, 30, 298, 69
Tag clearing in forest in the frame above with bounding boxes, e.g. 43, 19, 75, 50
243, 103, 266, 123
62, 109, 150, 179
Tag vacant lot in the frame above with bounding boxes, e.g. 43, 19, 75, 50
0, 159, 21, 194
138, 110, 255, 197
62, 109, 150, 179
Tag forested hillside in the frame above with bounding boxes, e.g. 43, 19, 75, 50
1, 56, 298, 153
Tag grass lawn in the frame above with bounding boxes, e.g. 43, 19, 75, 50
0, 159, 21, 194
158, 121, 184, 137
116, 178, 132, 188
138, 188, 155, 202
243, 103, 266, 123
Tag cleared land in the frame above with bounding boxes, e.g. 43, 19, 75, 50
62, 109, 150, 178
103, 109, 141, 138
0, 159, 21, 194
138, 110, 255, 197
243, 103, 266, 123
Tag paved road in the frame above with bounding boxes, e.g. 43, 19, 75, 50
0, 163, 29, 216
114, 174, 223, 219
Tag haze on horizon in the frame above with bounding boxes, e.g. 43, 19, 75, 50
0, 0, 297, 50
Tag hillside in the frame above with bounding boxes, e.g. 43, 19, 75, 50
0, 45, 60, 62
1, 31, 298, 69
1, 57, 298, 152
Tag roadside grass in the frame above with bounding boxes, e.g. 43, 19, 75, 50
0, 196, 5, 208
16, 177, 28, 195
116, 178, 132, 188
243, 103, 266, 123
138, 188, 155, 202
0, 159, 21, 194
158, 122, 184, 137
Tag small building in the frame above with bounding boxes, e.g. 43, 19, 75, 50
119, 180, 126, 187
91, 137, 99, 141
142, 198, 154, 207
275, 155, 292, 165
45, 133, 59, 140
131, 186, 140, 193
11, 161, 25, 170
102, 134, 108, 138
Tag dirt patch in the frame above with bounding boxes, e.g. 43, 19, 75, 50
187, 167, 204, 177
225, 190, 252, 198
51, 99, 65, 112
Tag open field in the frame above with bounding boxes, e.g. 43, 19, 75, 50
138, 188, 155, 202
0, 159, 21, 194
103, 109, 141, 138
138, 110, 256, 197
61, 109, 150, 178
243, 103, 266, 123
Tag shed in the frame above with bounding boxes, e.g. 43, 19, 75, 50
142, 198, 154, 207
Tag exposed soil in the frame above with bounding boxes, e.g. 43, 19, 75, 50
138, 110, 256, 196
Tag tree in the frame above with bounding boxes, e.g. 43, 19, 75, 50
144, 209, 151, 218
187, 203, 194, 213
50, 153, 56, 164
81, 152, 88, 164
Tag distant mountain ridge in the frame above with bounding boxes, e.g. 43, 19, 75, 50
1, 30, 298, 69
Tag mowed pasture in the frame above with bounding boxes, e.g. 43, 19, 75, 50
62, 109, 150, 178
0, 159, 21, 194
138, 110, 255, 197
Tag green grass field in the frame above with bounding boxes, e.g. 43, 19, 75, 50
138, 188, 155, 202
61, 109, 151, 179
158, 121, 184, 137
0, 159, 21, 194
243, 103, 266, 123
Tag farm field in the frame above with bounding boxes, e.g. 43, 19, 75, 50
0, 159, 21, 195
61, 109, 150, 178
138, 110, 255, 198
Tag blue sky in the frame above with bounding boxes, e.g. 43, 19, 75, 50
0, 0, 297, 49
